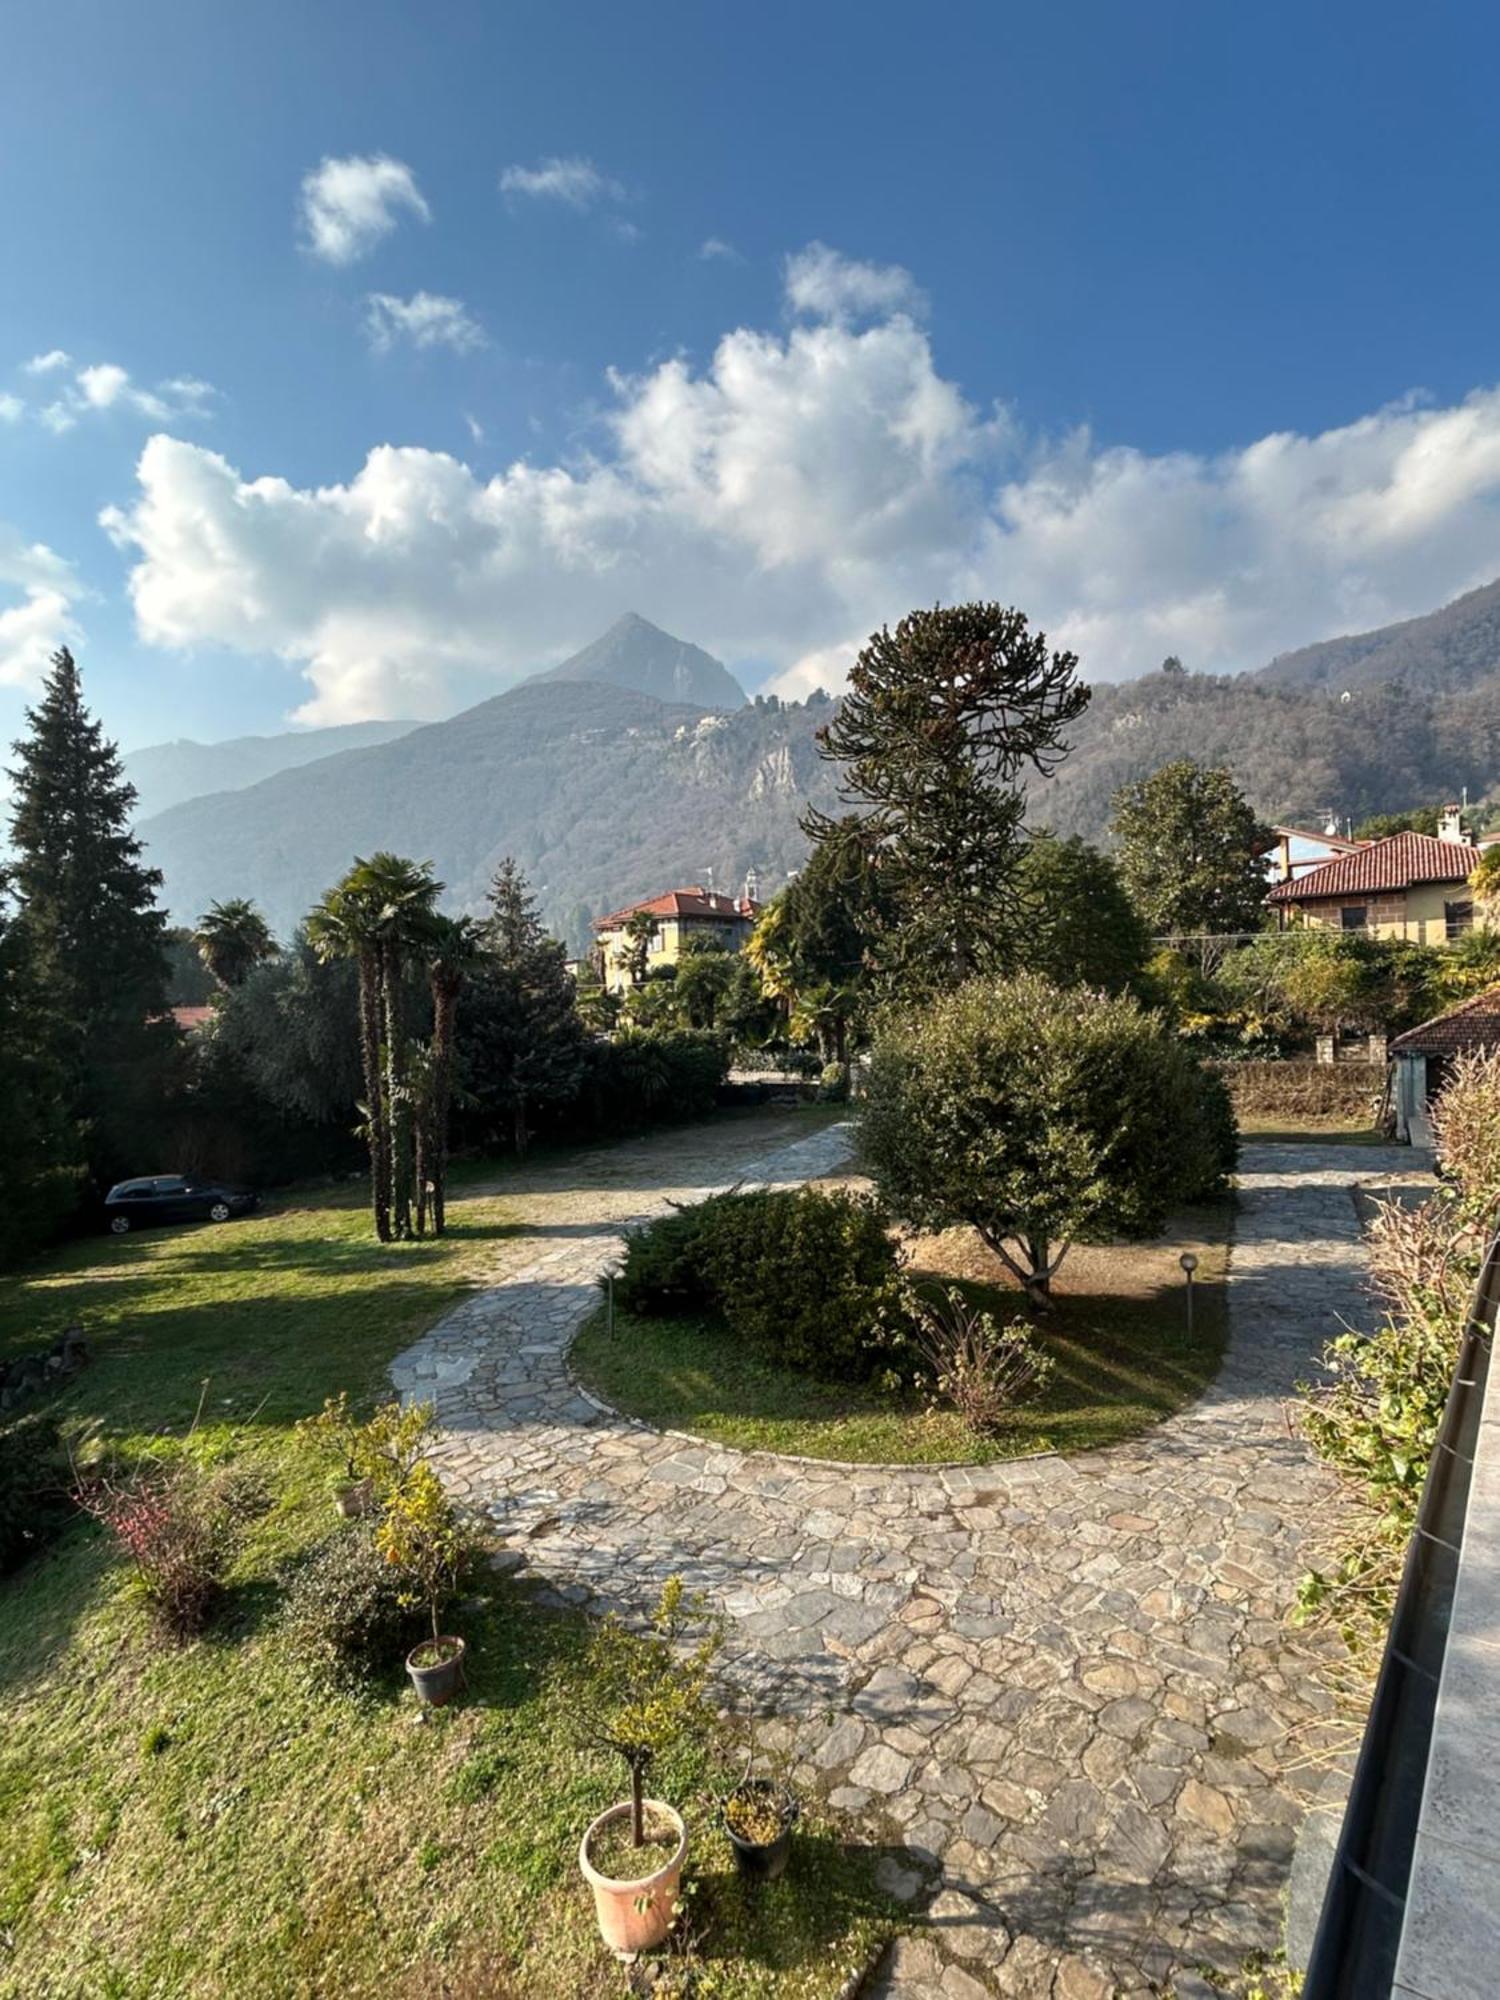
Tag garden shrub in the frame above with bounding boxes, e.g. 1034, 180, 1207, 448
77, 1460, 257, 1641
0, 1409, 73, 1576
285, 1525, 420, 1690
615, 1186, 903, 1376
559, 1027, 731, 1139
897, 1283, 1052, 1434
863, 974, 1236, 1306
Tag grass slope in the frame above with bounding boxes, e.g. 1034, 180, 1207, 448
574, 1211, 1230, 1466
0, 1156, 892, 1998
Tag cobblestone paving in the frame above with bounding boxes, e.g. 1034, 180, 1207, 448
391, 1120, 1431, 1998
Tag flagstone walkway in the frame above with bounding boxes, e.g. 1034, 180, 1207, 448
391, 1118, 1431, 1998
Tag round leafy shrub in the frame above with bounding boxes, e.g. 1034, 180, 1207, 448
284, 1524, 420, 1690
863, 973, 1236, 1305
616, 1186, 902, 1376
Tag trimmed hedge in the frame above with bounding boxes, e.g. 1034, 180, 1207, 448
615, 1186, 902, 1377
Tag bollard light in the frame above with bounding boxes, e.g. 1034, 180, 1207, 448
1179, 1251, 1198, 1336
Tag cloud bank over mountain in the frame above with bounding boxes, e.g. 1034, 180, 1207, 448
99, 252, 1500, 723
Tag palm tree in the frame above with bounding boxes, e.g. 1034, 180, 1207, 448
194, 898, 277, 989
418, 913, 480, 1237
307, 876, 391, 1240
344, 853, 442, 1240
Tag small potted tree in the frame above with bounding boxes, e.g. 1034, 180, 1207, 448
300, 1393, 438, 1520
575, 1578, 721, 1958
376, 1463, 468, 1706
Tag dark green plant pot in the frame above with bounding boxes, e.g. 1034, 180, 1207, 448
405, 1635, 465, 1706
723, 1781, 798, 1881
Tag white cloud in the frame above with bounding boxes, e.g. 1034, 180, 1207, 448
298, 153, 430, 264
0, 393, 22, 424
77, 362, 130, 409
364, 291, 486, 354
100, 256, 1500, 727
15, 359, 216, 432
463, 412, 485, 443
23, 349, 71, 376
499, 155, 625, 210
699, 237, 741, 263
784, 242, 926, 322
0, 528, 80, 688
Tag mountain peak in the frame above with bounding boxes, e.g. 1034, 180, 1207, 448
527, 615, 748, 709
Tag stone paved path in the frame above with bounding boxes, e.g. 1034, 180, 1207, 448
391, 1120, 1431, 1998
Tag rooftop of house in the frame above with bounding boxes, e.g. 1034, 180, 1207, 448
1267, 830, 1483, 904
171, 1005, 215, 1032
1390, 984, 1500, 1057
594, 886, 762, 931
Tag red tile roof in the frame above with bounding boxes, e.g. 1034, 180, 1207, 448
1391, 986, 1500, 1056
594, 887, 762, 931
1267, 831, 1482, 904
172, 1005, 215, 1031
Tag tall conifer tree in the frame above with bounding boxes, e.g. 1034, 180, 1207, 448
8, 648, 176, 1185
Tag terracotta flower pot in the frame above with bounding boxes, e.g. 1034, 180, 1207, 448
405, 1634, 466, 1706
579, 1800, 687, 1957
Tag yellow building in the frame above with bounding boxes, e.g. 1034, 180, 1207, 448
1266, 823, 1492, 944
593, 886, 762, 995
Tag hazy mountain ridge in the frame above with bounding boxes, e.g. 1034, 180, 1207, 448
1254, 575, 1500, 695
136, 584, 1500, 943
123, 719, 419, 821
139, 680, 840, 945
526, 612, 747, 709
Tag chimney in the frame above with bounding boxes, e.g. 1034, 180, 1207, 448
1438, 804, 1466, 845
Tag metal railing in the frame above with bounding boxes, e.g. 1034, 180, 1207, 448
1301, 1231, 1500, 1997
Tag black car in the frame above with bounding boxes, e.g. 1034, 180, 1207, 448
103, 1175, 260, 1234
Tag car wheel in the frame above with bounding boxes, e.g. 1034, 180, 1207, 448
109, 1215, 131, 1234
209, 1201, 232, 1223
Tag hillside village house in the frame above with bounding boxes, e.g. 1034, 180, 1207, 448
594, 884, 763, 994
1389, 985, 1500, 1143
1266, 810, 1494, 943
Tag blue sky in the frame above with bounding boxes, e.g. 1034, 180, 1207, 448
3, 0, 1499, 751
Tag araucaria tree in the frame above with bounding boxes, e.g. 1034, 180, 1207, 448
465, 858, 586, 1154
194, 898, 277, 989
807, 604, 1089, 987
8, 648, 177, 1190
1110, 760, 1273, 944
308, 853, 441, 1241
862, 974, 1235, 1307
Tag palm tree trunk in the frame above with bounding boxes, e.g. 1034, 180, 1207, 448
357, 953, 391, 1243
430, 979, 457, 1235
382, 943, 412, 1239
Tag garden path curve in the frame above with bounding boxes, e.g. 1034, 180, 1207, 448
391, 1120, 1430, 1999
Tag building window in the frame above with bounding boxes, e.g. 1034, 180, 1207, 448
1445, 900, 1474, 942
1340, 905, 1369, 931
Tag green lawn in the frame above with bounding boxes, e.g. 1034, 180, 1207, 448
0, 1158, 894, 1999
573, 1216, 1230, 1466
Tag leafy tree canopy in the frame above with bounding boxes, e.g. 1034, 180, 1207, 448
1110, 759, 1273, 941
862, 974, 1235, 1305
1016, 834, 1150, 994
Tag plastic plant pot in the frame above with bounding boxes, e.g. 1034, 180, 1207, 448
579, 1800, 687, 1957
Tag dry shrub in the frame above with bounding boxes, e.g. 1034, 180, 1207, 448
1430, 1044, 1500, 1233
77, 1459, 259, 1640
1218, 1059, 1380, 1121
903, 1284, 1051, 1434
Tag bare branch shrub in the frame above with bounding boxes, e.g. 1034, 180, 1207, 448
904, 1285, 1052, 1434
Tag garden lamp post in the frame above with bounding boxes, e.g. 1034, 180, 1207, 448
1180, 1251, 1199, 1336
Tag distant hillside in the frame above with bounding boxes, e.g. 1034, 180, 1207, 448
526, 612, 747, 709
1255, 574, 1500, 694
139, 680, 838, 946
136, 587, 1500, 942
1028, 663, 1500, 842
124, 719, 418, 821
